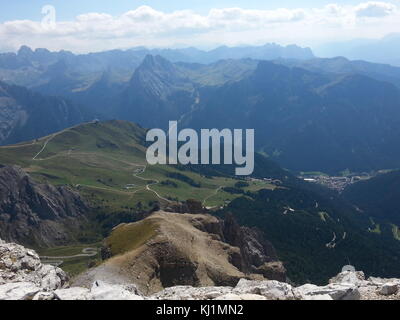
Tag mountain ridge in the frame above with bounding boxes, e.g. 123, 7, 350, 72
181, 60, 400, 173
0, 80, 93, 146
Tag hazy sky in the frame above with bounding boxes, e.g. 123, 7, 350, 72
1, 1, 400, 52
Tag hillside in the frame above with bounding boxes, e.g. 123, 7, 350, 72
215, 187, 400, 285
0, 81, 91, 146
342, 170, 400, 226
0, 120, 276, 245
73, 211, 285, 295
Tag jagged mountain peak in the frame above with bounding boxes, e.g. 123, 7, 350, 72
140, 54, 174, 70
17, 45, 34, 57
118, 54, 196, 127
132, 54, 187, 83
129, 54, 193, 100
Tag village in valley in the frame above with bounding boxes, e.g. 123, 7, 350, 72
299, 172, 376, 192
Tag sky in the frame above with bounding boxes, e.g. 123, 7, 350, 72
1, 0, 400, 53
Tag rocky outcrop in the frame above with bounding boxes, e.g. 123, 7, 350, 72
220, 214, 285, 281
164, 209, 285, 280
73, 211, 285, 295
0, 239, 67, 300
165, 199, 206, 214
0, 165, 89, 247
148, 271, 400, 301
1, 239, 399, 300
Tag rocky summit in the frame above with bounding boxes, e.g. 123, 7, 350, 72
0, 238, 68, 300
72, 211, 286, 295
0, 238, 399, 300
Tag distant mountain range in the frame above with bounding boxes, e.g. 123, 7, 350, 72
0, 43, 314, 118
277, 56, 400, 89
115, 55, 400, 174
1, 45, 400, 174
315, 33, 400, 67
0, 43, 313, 90
182, 60, 400, 173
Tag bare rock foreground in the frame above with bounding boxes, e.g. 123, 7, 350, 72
1, 238, 399, 300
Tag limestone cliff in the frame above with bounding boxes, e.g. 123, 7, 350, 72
0, 165, 89, 247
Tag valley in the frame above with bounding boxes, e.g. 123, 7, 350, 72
38, 244, 101, 276
1, 120, 400, 287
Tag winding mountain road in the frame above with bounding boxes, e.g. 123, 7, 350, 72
32, 134, 55, 160
28, 127, 172, 203
32, 124, 84, 160
131, 165, 171, 203
40, 248, 98, 260
202, 186, 222, 206
40, 248, 98, 267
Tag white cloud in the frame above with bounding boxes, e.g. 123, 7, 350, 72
0, 3, 399, 53
355, 1, 396, 17
208, 7, 306, 27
